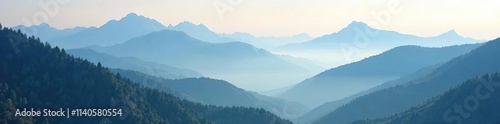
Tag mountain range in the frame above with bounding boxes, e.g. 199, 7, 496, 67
50, 13, 166, 49
314, 38, 500, 124
89, 29, 313, 91
276, 21, 484, 67
4, 12, 498, 124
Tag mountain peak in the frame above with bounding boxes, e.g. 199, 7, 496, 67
125, 12, 139, 18
444, 30, 458, 35
346, 21, 370, 29
438, 29, 463, 38
120, 12, 145, 21
38, 22, 50, 27
99, 12, 166, 29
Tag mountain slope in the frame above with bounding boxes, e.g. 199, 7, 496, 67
314, 38, 500, 124
90, 29, 311, 91
353, 73, 500, 124
112, 69, 310, 119
295, 63, 442, 124
67, 48, 202, 79
282, 21, 483, 50
52, 13, 166, 49
278, 43, 482, 108
0, 24, 291, 124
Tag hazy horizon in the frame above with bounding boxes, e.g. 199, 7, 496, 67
2, 0, 499, 40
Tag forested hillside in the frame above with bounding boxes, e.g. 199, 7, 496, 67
0, 24, 291, 124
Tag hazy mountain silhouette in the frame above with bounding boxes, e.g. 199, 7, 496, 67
90, 29, 312, 91
12, 23, 87, 41
276, 21, 485, 67
281, 21, 483, 50
168, 21, 235, 43
67, 48, 202, 79
314, 38, 500, 124
112, 69, 310, 119
278, 43, 482, 108
352, 73, 500, 124
52, 13, 166, 49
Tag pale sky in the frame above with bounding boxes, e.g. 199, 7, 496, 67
1, 0, 499, 40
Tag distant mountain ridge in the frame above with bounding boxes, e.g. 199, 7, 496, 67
282, 21, 482, 50
276, 21, 485, 67
12, 23, 88, 41
51, 13, 167, 49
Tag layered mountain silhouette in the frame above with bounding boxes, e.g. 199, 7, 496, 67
0, 26, 291, 124
278, 43, 482, 108
281, 21, 482, 50
67, 48, 202, 79
112, 69, 310, 119
90, 29, 312, 91
51, 13, 166, 49
314, 38, 500, 124
352, 73, 500, 124
277, 21, 484, 67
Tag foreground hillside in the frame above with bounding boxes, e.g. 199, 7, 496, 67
314, 38, 500, 124
353, 72, 500, 124
0, 24, 291, 124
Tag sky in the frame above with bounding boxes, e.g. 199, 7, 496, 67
1, 0, 499, 40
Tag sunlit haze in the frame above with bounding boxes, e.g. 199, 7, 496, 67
2, 0, 499, 39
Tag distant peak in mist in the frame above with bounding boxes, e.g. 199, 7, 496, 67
126, 12, 139, 17
434, 29, 465, 38
442, 30, 459, 35
346, 21, 370, 29
120, 12, 150, 21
